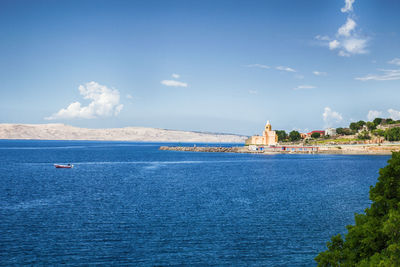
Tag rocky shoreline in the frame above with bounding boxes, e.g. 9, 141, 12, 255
159, 144, 400, 155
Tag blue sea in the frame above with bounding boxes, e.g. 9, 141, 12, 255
0, 140, 390, 266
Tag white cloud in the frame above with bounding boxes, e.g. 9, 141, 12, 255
341, 0, 355, 13
388, 58, 400, 66
357, 58, 400, 81
247, 64, 299, 74
276, 66, 296, 72
339, 37, 368, 56
246, 64, 270, 69
338, 18, 356, 37
323, 107, 343, 128
248, 90, 258, 95
367, 110, 383, 121
315, 35, 330, 41
329, 37, 367, 56
313, 71, 327, 76
365, 109, 400, 121
45, 81, 123, 120
293, 85, 316, 90
355, 69, 400, 81
342, 38, 367, 55
329, 40, 340, 50
291, 127, 309, 133
316, 0, 368, 57
161, 80, 188, 87
161, 74, 188, 87
338, 50, 350, 57
388, 109, 400, 120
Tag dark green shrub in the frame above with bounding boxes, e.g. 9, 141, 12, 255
316, 152, 400, 266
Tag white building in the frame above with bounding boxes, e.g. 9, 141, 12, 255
325, 128, 337, 136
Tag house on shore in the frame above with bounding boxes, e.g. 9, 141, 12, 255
325, 128, 337, 136
307, 130, 325, 137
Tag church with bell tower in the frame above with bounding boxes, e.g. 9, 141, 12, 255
245, 121, 278, 146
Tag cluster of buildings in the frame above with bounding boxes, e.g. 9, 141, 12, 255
304, 128, 337, 138
245, 121, 337, 147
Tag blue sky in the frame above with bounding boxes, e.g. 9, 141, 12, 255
0, 0, 399, 135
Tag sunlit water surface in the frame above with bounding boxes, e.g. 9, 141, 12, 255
0, 140, 390, 266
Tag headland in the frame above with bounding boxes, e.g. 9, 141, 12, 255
0, 123, 247, 143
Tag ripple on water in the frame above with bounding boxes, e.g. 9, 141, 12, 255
0, 141, 390, 266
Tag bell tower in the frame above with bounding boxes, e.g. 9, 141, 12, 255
245, 120, 277, 146
265, 120, 272, 132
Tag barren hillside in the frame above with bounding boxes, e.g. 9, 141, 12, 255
0, 124, 247, 143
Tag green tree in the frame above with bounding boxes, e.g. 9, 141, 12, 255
357, 120, 366, 128
366, 121, 376, 131
384, 127, 400, 141
337, 127, 353, 135
386, 118, 394, 124
338, 128, 352, 136
349, 122, 362, 132
373, 129, 385, 137
289, 130, 301, 141
349, 121, 367, 132
311, 132, 321, 139
276, 130, 288, 142
373, 118, 383, 126
336, 127, 345, 135
357, 130, 371, 140
315, 152, 400, 266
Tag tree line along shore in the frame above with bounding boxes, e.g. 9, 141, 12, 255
275, 117, 400, 145
160, 118, 400, 155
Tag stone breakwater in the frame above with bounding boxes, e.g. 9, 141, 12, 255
160, 144, 400, 155
159, 146, 255, 153
159, 146, 317, 154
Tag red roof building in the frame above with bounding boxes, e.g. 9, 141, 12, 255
307, 130, 325, 137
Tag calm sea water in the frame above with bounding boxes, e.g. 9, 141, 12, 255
0, 140, 390, 266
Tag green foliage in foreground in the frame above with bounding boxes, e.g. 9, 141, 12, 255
315, 152, 400, 266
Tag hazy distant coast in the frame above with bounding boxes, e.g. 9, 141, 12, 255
0, 123, 248, 143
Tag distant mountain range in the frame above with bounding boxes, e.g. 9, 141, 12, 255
0, 123, 248, 143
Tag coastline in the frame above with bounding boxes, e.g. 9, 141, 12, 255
159, 144, 400, 155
